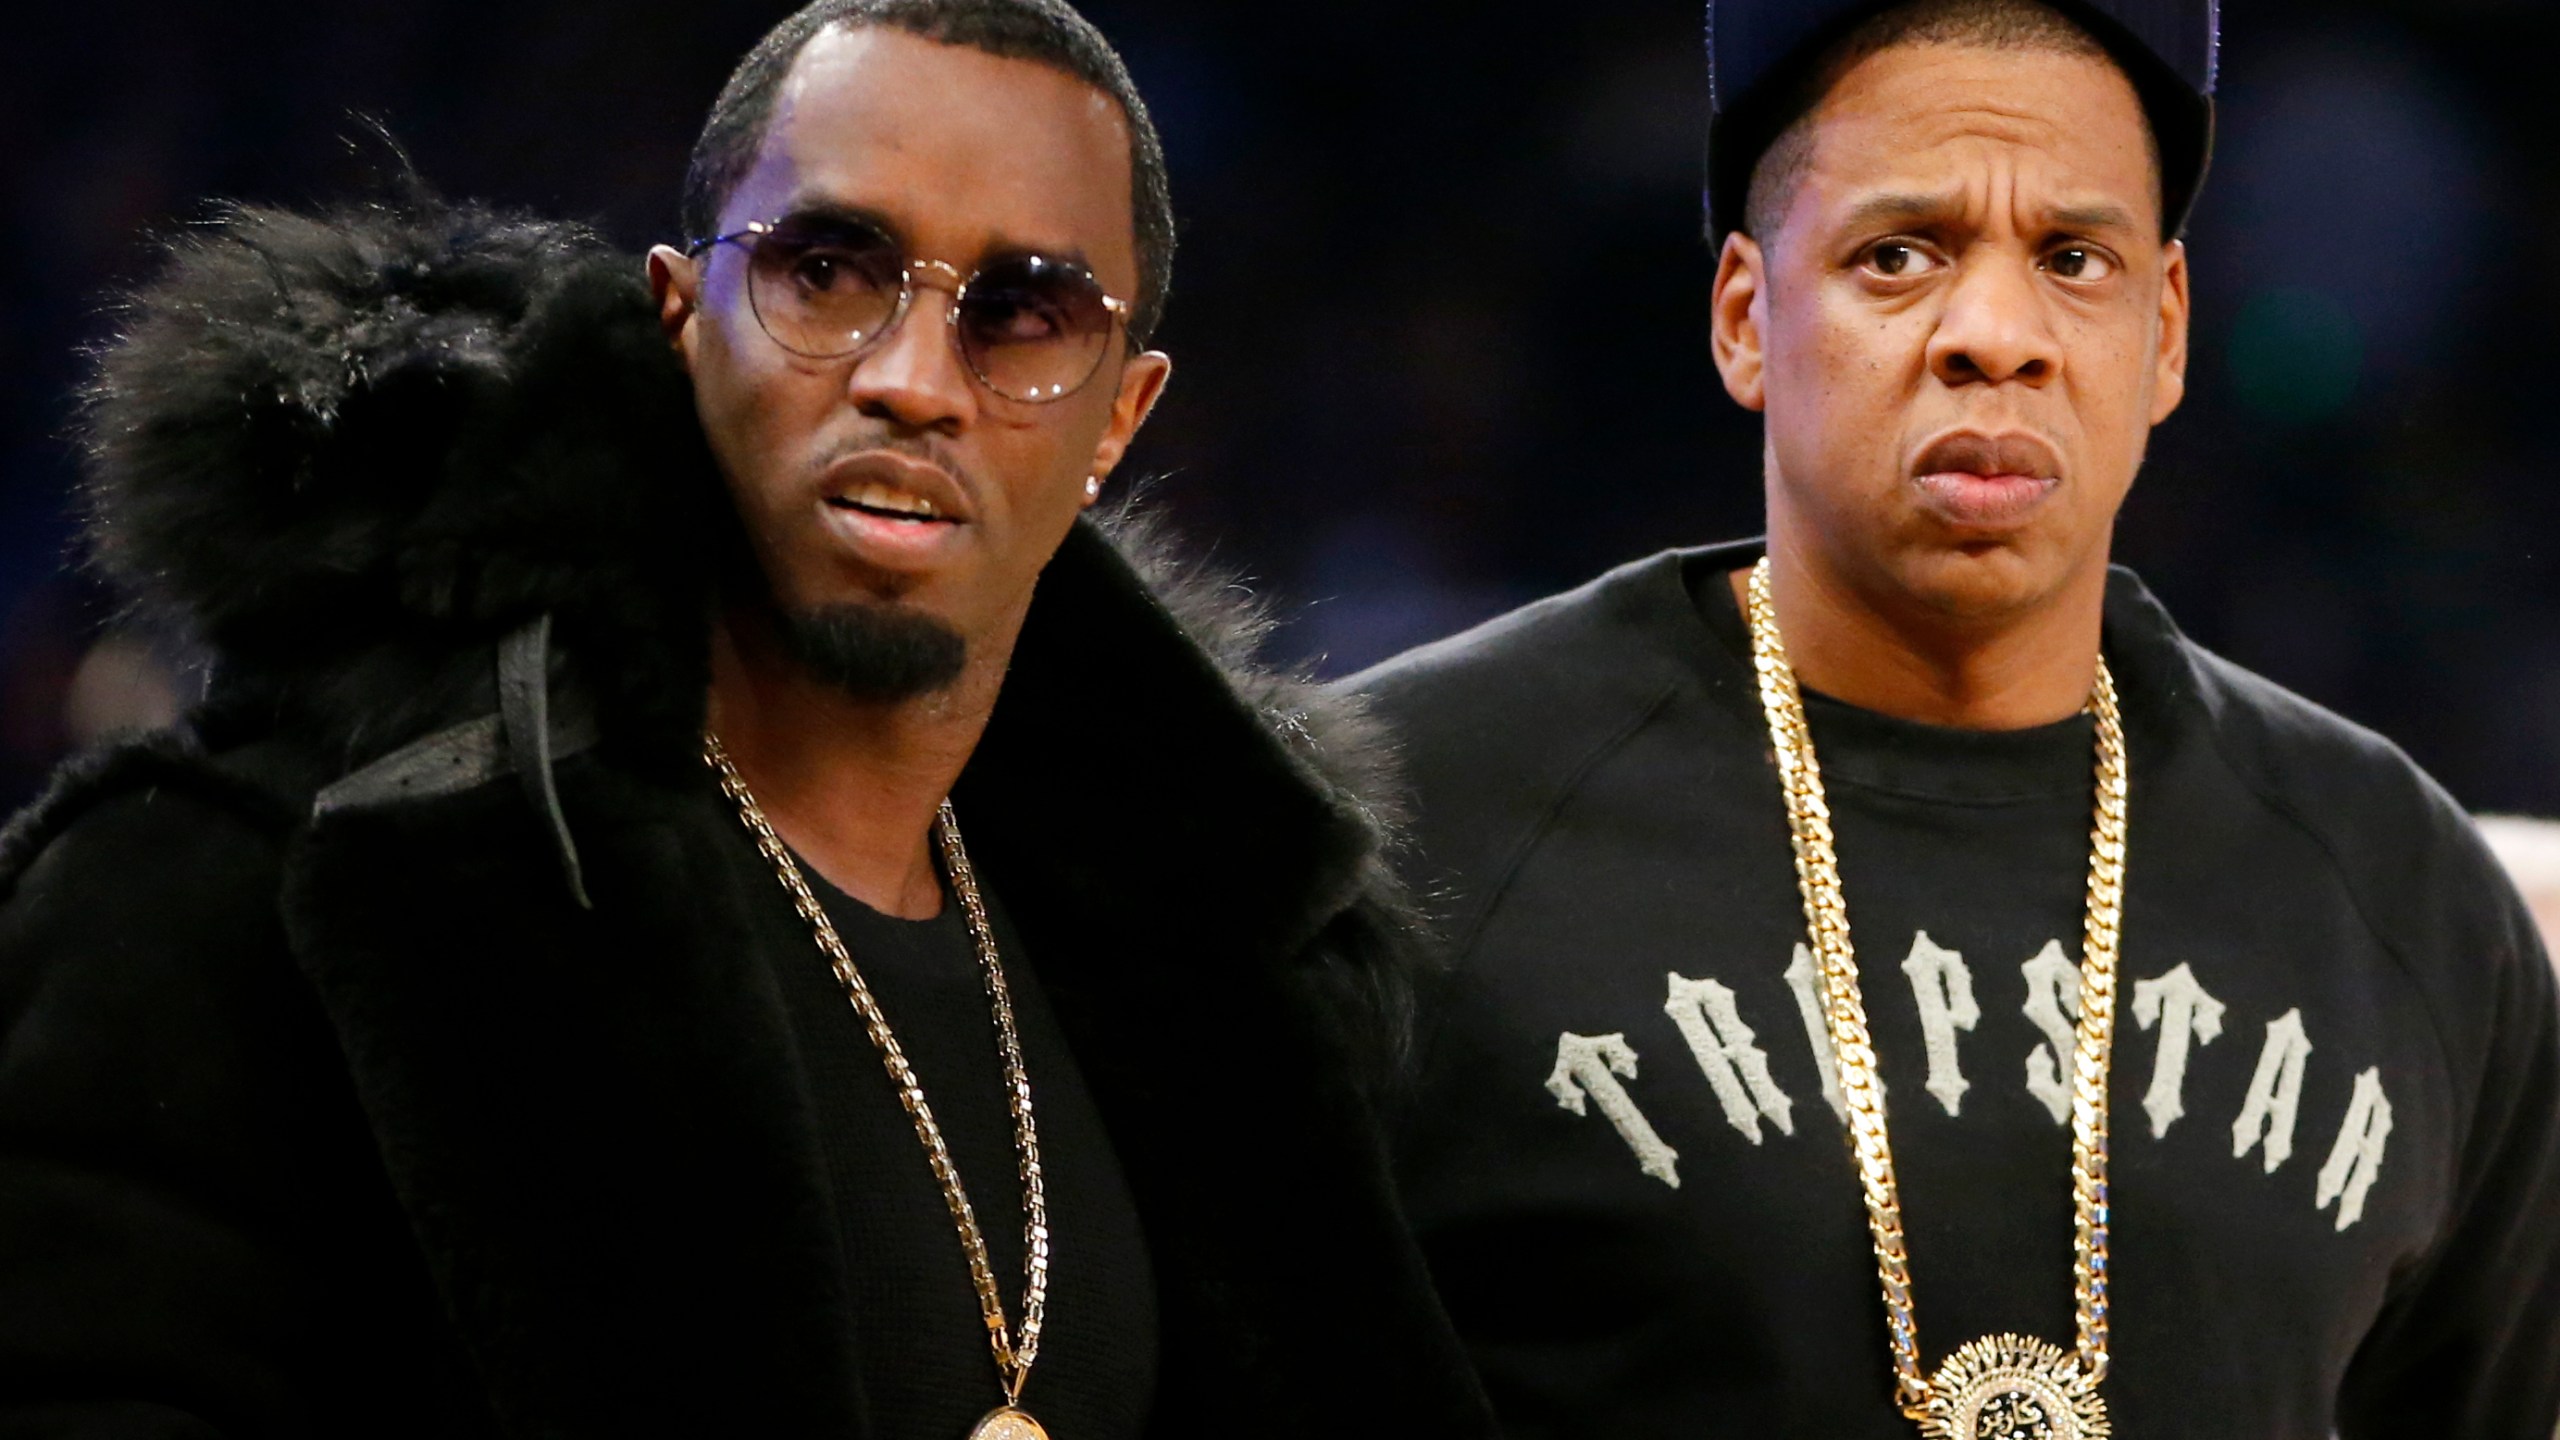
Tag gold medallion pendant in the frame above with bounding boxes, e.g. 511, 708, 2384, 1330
968, 1405, 1050, 1440
1921, 1335, 2109, 1440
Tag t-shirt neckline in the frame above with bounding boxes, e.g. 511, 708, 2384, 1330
1683, 547, 2103, 804
795, 858, 966, 939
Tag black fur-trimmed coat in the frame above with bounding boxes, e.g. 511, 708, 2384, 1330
0, 197, 1495, 1438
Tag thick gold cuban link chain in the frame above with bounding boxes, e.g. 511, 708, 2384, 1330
1741, 559, 2127, 1437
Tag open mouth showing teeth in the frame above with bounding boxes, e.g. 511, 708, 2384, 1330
828, 483, 955, 523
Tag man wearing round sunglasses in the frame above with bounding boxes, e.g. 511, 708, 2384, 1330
682, 215, 1135, 403
0, 1, 1495, 1435
1354, 0, 2560, 1436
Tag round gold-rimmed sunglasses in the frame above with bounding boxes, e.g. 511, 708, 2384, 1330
686, 212, 1135, 404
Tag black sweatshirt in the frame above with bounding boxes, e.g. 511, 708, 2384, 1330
1350, 539, 2560, 1438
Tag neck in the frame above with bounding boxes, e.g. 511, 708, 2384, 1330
1738, 531, 2109, 731
706, 602, 1015, 920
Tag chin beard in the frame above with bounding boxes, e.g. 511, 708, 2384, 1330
776, 600, 968, 703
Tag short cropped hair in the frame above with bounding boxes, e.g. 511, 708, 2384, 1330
681, 0, 1175, 345
1742, 0, 2157, 245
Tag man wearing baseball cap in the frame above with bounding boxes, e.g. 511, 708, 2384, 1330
1354, 1, 2560, 1435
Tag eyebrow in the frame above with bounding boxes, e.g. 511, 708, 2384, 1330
768, 190, 1098, 273
1838, 191, 1959, 231
766, 192, 903, 243
2048, 201, 2139, 235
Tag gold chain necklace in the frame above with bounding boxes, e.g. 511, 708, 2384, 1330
706, 735, 1054, 1440
1741, 559, 2127, 1440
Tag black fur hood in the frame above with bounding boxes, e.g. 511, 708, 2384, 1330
82, 195, 727, 770
68, 191, 1418, 1050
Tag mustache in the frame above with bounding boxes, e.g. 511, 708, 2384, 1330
812, 432, 980, 497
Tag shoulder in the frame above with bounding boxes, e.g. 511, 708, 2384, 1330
1346, 545, 1732, 794
1338, 546, 1738, 947
0, 736, 378, 1319
0, 732, 351, 1151
2105, 568, 2499, 919
1350, 547, 1710, 732
2, 731, 312, 961
2180, 639, 2502, 910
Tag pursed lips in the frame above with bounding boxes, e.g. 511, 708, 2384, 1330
1909, 430, 2063, 530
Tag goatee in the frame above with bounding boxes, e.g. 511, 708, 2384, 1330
777, 601, 968, 703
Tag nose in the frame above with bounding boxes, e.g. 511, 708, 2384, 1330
845, 265, 976, 434
1926, 255, 2063, 389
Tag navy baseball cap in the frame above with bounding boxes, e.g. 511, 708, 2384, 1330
1705, 0, 2219, 241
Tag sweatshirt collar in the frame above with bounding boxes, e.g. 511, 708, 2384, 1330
1658, 537, 2197, 804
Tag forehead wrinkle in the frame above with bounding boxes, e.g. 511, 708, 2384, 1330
1829, 185, 2140, 236
1811, 125, 2143, 238
1816, 106, 2071, 180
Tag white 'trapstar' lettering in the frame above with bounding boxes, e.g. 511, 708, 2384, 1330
2315, 1067, 2393, 1231
2019, 939, 2082, 1127
2132, 962, 2227, 1139
1547, 1031, 1681, 1187
1783, 943, 1851, 1125
1665, 973, 1796, 1143
2231, 1008, 2315, 1173
1901, 932, 1980, 1117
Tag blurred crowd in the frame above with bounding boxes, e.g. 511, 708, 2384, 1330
5, 0, 2558, 817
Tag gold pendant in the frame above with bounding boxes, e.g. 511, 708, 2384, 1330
968, 1406, 1049, 1440
1920, 1334, 2109, 1440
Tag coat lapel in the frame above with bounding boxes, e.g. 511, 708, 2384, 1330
956, 525, 1489, 1431
284, 761, 866, 1436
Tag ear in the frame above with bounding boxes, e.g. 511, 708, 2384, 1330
2149, 238, 2191, 425
1082, 348, 1174, 507
1711, 231, 1769, 413
647, 245, 701, 368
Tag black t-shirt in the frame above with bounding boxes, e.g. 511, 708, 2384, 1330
1351, 540, 2560, 1439
760, 850, 1158, 1440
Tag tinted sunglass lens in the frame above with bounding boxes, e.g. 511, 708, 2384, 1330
746, 219, 904, 358
956, 256, 1116, 402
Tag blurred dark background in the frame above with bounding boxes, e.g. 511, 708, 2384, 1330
4, 0, 2556, 815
